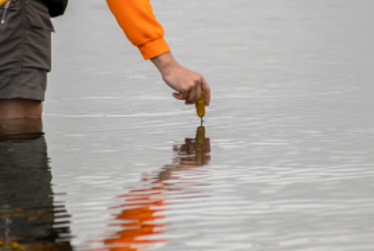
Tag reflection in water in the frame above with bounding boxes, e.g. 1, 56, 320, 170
0, 119, 72, 251
99, 126, 210, 251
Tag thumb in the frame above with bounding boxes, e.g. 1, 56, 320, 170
172, 92, 184, 100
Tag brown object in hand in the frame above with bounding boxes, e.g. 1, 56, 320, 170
195, 90, 205, 118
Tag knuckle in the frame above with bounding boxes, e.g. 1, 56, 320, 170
180, 86, 189, 93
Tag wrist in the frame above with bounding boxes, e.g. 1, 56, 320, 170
151, 52, 179, 75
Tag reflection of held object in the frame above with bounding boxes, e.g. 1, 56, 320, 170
195, 90, 205, 118
195, 126, 206, 158
195, 126, 205, 145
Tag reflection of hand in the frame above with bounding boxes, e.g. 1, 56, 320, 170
157, 136, 211, 182
151, 52, 211, 105
173, 137, 211, 166
174, 138, 211, 153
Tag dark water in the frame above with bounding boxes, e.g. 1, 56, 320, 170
0, 129, 72, 250
2, 0, 374, 250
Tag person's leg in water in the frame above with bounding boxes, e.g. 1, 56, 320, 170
0, 99, 42, 119
0, 0, 53, 119
0, 116, 43, 139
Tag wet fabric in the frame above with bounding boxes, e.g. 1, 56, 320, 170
0, 0, 54, 101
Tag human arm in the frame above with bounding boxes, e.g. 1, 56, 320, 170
151, 52, 210, 105
106, 0, 210, 105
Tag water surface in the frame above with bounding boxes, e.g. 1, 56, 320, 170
6, 0, 374, 250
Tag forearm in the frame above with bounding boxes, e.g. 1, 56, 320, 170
106, 0, 211, 106
151, 52, 179, 75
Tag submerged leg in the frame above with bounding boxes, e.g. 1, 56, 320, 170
0, 99, 42, 119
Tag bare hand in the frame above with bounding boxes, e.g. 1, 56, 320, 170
151, 52, 211, 105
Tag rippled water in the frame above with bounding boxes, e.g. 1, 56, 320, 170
0, 130, 72, 250
2, 0, 374, 250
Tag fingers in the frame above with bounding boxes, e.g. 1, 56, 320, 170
169, 70, 210, 105
172, 92, 183, 100
201, 77, 211, 106
195, 82, 202, 102
186, 90, 195, 105
186, 81, 201, 105
172, 83, 202, 105
173, 92, 192, 104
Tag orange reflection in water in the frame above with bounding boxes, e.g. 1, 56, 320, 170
105, 195, 168, 250
96, 127, 210, 251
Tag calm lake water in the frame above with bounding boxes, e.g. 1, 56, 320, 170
1, 0, 374, 250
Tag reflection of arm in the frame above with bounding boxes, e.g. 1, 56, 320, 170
106, 0, 170, 60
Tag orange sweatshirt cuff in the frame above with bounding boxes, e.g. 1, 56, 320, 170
138, 37, 170, 60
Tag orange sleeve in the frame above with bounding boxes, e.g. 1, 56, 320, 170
106, 0, 170, 60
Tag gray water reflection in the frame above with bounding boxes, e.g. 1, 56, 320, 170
0, 120, 72, 250
44, 0, 374, 250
